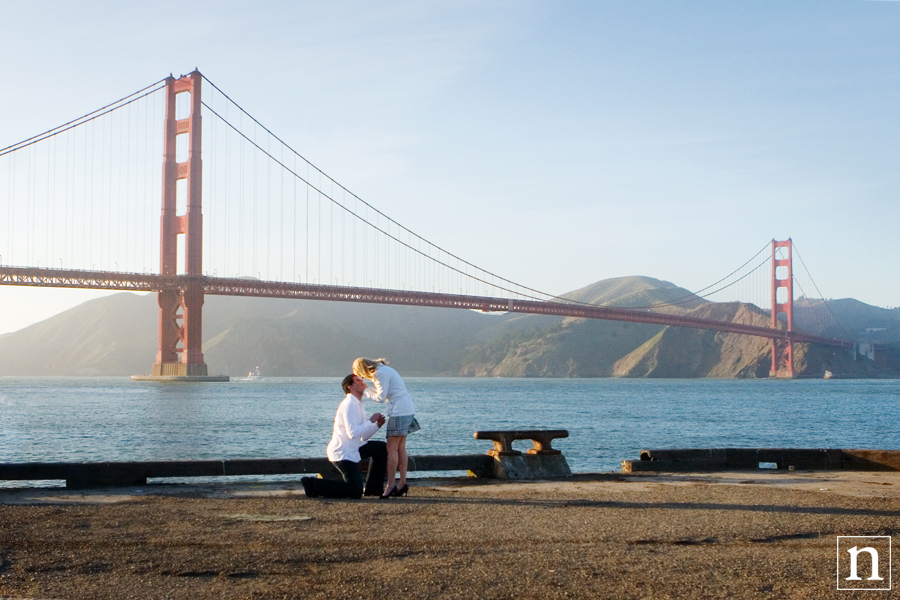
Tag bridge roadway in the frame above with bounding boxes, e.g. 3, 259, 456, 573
0, 266, 852, 348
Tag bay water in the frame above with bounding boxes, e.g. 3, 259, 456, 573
1, 377, 898, 486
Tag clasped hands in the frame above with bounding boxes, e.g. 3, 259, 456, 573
369, 412, 386, 427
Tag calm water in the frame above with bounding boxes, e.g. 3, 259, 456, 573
1, 377, 898, 486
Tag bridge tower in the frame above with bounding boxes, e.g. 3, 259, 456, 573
150, 70, 211, 378
769, 239, 794, 378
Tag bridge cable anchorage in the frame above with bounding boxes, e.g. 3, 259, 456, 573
199, 75, 560, 304
0, 80, 166, 158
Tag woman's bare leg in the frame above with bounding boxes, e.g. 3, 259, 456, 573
384, 436, 401, 495
397, 436, 408, 489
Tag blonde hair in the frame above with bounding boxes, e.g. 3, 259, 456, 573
353, 357, 389, 380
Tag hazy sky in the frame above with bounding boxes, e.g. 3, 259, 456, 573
0, 1, 898, 333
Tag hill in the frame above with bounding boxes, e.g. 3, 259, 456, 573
611, 303, 773, 378
795, 298, 900, 343
0, 293, 158, 376
457, 279, 900, 378
0, 293, 506, 377
561, 276, 705, 313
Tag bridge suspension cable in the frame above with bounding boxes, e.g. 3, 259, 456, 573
199, 74, 562, 303
0, 80, 165, 275
0, 80, 166, 158
614, 241, 772, 311
791, 242, 851, 341
199, 77, 801, 324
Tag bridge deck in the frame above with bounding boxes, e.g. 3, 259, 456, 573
0, 266, 853, 347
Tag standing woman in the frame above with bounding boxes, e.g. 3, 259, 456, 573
353, 357, 418, 498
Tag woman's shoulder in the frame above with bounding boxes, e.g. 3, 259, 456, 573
378, 365, 399, 377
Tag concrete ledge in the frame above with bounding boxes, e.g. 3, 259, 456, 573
625, 448, 900, 472
624, 459, 720, 473
490, 454, 572, 480
408, 454, 493, 477
841, 449, 900, 471
0, 454, 495, 488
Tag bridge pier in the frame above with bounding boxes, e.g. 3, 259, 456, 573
769, 338, 795, 379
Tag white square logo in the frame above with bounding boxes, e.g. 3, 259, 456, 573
837, 536, 891, 591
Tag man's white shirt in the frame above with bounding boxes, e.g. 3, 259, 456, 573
326, 393, 380, 462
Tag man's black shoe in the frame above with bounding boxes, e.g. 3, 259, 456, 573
301, 477, 319, 498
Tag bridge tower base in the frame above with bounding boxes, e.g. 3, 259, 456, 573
769, 239, 794, 379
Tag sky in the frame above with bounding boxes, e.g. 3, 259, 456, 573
0, 0, 898, 334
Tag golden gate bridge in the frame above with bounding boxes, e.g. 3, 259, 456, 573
0, 70, 854, 380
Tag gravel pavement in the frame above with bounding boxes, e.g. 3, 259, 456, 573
1, 471, 899, 599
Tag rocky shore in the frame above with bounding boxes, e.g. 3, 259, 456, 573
2, 471, 899, 599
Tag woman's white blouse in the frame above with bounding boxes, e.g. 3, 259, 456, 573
363, 365, 415, 417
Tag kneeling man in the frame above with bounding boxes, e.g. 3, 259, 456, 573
302, 374, 387, 498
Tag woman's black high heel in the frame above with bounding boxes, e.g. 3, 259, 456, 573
379, 486, 397, 499
392, 484, 409, 497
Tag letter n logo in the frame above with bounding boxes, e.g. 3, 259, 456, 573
837, 536, 891, 591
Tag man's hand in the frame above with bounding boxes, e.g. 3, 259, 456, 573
370, 412, 386, 427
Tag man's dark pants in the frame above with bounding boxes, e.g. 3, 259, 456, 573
309, 441, 387, 498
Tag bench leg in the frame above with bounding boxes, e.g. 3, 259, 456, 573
488, 434, 522, 457
527, 438, 562, 456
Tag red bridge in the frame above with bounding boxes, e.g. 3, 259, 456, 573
0, 70, 854, 380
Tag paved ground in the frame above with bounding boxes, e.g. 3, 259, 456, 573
1, 470, 899, 599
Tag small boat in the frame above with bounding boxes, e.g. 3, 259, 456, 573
243, 367, 262, 381
824, 370, 833, 380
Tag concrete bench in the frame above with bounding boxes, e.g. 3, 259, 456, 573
474, 429, 568, 457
